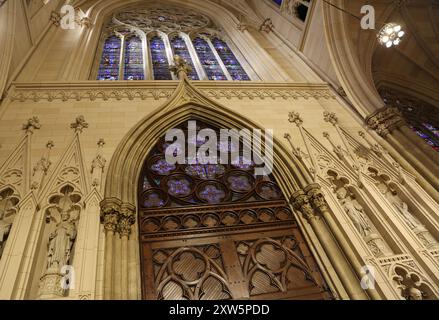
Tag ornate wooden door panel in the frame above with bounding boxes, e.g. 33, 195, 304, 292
138, 121, 332, 300
140, 207, 332, 300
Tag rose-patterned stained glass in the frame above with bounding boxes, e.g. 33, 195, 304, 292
98, 35, 121, 81
150, 36, 172, 80
170, 36, 199, 80
212, 38, 250, 81
193, 37, 227, 81
124, 36, 145, 80
139, 120, 285, 210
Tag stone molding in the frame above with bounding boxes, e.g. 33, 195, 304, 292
7, 82, 336, 102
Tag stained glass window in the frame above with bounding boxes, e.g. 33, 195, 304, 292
139, 120, 282, 209
212, 38, 250, 81
149, 36, 172, 80
380, 89, 439, 152
97, 35, 122, 81
124, 36, 145, 80
272, 0, 283, 6
193, 37, 227, 81
409, 125, 439, 152
170, 36, 199, 80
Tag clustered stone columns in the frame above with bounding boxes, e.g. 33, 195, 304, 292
100, 198, 137, 300
366, 106, 439, 192
291, 184, 369, 300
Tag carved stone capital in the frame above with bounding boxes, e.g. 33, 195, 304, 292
366, 106, 405, 137
305, 184, 329, 214
117, 204, 136, 238
290, 190, 317, 221
288, 111, 303, 126
100, 198, 122, 233
100, 199, 136, 236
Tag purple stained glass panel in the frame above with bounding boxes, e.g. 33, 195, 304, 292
199, 184, 226, 204
143, 192, 166, 208
98, 36, 121, 81
193, 37, 227, 81
167, 177, 192, 197
124, 36, 145, 80
150, 36, 172, 80
170, 36, 199, 80
423, 123, 439, 138
227, 175, 252, 192
151, 159, 176, 175
212, 38, 250, 81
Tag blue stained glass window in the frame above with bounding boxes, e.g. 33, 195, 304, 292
410, 125, 439, 152
98, 35, 121, 81
193, 37, 227, 81
124, 36, 145, 80
170, 36, 199, 80
423, 123, 439, 138
212, 38, 250, 81
272, 0, 283, 6
149, 36, 172, 80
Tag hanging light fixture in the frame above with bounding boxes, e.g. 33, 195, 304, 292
322, 0, 406, 49
378, 23, 405, 48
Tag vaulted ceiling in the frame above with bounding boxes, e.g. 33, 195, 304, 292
343, 0, 439, 104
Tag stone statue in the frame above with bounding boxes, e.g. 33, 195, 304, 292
386, 191, 421, 230
0, 220, 12, 258
337, 188, 371, 238
46, 211, 77, 272
407, 287, 423, 300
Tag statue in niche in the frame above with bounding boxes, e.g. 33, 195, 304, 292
0, 191, 18, 259
336, 188, 371, 238
46, 211, 77, 271
44, 189, 79, 272
386, 190, 421, 230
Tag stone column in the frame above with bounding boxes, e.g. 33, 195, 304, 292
291, 187, 369, 300
366, 106, 439, 191
117, 204, 136, 300
100, 199, 136, 300
101, 201, 119, 300
305, 184, 382, 300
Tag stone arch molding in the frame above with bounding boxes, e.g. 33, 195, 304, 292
99, 76, 344, 300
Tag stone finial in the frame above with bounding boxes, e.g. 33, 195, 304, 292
46, 140, 55, 149
288, 112, 303, 126
50, 11, 61, 27
97, 138, 106, 148
259, 18, 274, 33
70, 115, 89, 133
22, 116, 41, 134
170, 55, 192, 80
323, 111, 338, 126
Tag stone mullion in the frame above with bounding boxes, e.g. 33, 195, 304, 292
291, 186, 369, 300
118, 35, 126, 81
184, 34, 208, 80
205, 37, 233, 81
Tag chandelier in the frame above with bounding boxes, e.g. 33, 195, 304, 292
378, 23, 405, 48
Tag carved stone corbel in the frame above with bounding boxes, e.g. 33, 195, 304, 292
290, 190, 318, 221
366, 106, 405, 138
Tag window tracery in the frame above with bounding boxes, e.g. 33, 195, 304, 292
96, 5, 252, 81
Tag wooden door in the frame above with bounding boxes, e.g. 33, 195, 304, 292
137, 121, 332, 300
